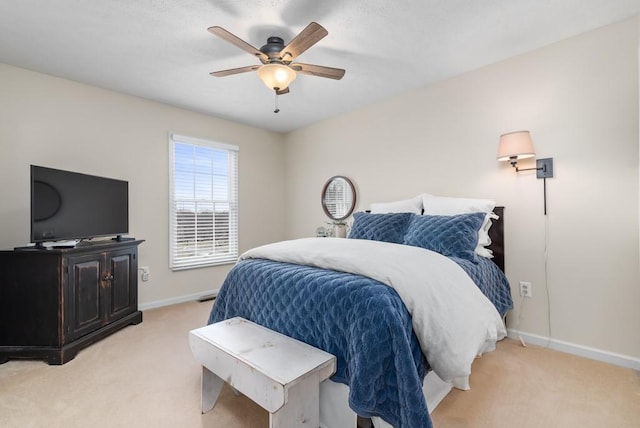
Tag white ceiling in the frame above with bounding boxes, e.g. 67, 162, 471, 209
0, 1, 639, 133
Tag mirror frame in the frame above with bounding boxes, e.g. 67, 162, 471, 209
321, 175, 357, 221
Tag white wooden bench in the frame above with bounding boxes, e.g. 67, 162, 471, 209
189, 317, 337, 428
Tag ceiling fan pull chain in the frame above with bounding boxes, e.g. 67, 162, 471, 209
274, 91, 280, 113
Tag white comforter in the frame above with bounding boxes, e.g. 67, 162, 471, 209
241, 237, 507, 389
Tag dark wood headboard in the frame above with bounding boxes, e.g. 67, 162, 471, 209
488, 206, 505, 273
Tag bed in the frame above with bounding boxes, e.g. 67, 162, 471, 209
207, 204, 512, 428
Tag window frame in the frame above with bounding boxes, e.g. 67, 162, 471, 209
168, 133, 239, 271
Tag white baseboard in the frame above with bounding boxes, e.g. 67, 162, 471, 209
139, 289, 219, 311
507, 329, 640, 371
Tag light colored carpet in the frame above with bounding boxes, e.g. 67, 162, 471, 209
0, 301, 638, 427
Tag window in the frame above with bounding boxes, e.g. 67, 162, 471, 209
169, 134, 239, 270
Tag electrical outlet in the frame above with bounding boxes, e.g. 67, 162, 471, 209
140, 266, 150, 282
519, 281, 532, 298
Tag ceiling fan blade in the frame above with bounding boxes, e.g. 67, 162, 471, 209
290, 63, 345, 80
275, 87, 290, 95
208, 26, 268, 63
210, 65, 260, 77
279, 22, 328, 61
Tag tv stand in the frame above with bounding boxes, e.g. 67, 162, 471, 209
0, 239, 144, 364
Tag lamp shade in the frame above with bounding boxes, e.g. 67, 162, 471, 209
497, 130, 535, 161
257, 63, 296, 91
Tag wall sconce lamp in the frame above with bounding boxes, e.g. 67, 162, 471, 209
497, 130, 554, 214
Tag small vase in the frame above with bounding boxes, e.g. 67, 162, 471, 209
334, 224, 347, 238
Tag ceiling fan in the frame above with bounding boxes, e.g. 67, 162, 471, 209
208, 22, 345, 98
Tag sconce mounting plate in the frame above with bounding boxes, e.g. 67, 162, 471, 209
537, 158, 554, 179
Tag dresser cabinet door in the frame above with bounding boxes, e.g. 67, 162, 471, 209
67, 255, 104, 341
107, 248, 137, 320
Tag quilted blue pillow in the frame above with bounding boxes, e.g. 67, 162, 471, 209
403, 212, 485, 260
348, 212, 414, 244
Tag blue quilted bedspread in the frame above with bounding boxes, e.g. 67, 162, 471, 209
453, 257, 513, 317
208, 256, 512, 428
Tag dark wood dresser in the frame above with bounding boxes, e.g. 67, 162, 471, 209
0, 239, 144, 364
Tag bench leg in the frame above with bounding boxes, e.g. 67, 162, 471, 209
320, 380, 357, 428
269, 373, 320, 428
201, 366, 224, 414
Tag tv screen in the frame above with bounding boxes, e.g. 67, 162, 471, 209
31, 165, 129, 243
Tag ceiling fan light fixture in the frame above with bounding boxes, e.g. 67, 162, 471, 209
257, 63, 296, 91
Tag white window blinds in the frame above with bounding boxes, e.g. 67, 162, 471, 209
169, 134, 239, 270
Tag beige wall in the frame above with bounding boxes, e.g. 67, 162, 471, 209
284, 18, 640, 359
0, 63, 287, 307
1, 18, 638, 362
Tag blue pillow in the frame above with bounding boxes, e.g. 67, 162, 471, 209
403, 212, 485, 260
348, 212, 414, 244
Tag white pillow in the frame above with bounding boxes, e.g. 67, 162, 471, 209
421, 194, 497, 258
476, 211, 498, 258
370, 195, 423, 214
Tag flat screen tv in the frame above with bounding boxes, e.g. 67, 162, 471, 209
31, 165, 129, 244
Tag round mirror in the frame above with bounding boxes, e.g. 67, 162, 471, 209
321, 176, 356, 221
